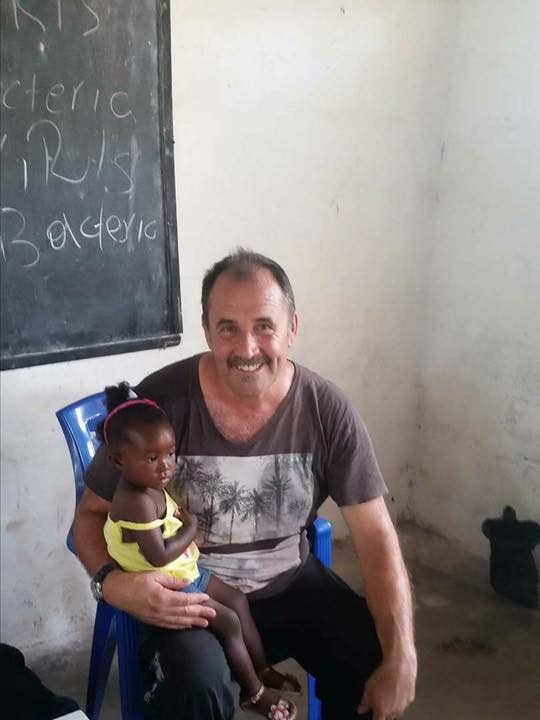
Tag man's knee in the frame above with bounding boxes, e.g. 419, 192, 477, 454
178, 634, 230, 687
143, 628, 235, 719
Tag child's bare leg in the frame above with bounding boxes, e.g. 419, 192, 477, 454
206, 575, 302, 693
206, 576, 266, 671
205, 597, 297, 719
204, 598, 260, 696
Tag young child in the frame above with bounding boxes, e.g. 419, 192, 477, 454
100, 383, 300, 720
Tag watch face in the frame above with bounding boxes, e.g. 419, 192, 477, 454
90, 562, 119, 602
90, 580, 103, 602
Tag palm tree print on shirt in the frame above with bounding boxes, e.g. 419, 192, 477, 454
171, 453, 314, 546
175, 457, 204, 512
241, 489, 270, 536
262, 456, 294, 534
219, 481, 249, 543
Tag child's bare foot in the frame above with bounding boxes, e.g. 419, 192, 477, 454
240, 684, 297, 720
259, 666, 302, 695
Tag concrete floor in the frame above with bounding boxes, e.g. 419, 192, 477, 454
35, 530, 540, 720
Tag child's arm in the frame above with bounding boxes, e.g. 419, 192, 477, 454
123, 493, 198, 568
163, 506, 198, 558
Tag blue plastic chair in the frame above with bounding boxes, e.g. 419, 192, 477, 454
57, 391, 332, 720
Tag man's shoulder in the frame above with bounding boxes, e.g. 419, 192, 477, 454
135, 353, 201, 400
295, 362, 352, 408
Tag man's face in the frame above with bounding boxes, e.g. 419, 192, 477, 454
203, 268, 298, 399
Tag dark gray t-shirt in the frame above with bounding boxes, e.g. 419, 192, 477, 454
85, 353, 386, 594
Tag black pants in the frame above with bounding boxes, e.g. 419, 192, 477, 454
141, 554, 382, 720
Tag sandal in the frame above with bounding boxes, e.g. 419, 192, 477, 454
259, 667, 302, 695
240, 684, 298, 720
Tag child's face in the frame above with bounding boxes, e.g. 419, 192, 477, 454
113, 422, 176, 490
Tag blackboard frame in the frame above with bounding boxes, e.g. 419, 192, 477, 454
0, 0, 182, 371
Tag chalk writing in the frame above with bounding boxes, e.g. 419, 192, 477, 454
0, 0, 179, 369
27, 118, 90, 185
1, 204, 158, 269
1, 3, 157, 272
9, 0, 100, 38
0, 207, 40, 268
1, 121, 139, 195
110, 91, 136, 123
1, 73, 136, 119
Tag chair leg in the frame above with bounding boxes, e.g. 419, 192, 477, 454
86, 603, 117, 720
116, 611, 147, 720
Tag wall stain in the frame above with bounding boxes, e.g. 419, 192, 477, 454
5, 519, 26, 533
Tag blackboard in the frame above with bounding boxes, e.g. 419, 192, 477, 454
0, 0, 181, 370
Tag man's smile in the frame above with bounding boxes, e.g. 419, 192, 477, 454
228, 356, 268, 373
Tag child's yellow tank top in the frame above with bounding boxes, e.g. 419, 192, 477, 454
104, 490, 200, 582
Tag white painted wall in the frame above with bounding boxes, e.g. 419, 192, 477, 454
1, 0, 450, 656
171, 0, 455, 529
2, 0, 538, 660
413, 0, 540, 558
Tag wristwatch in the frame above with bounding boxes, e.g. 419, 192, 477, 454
90, 562, 120, 602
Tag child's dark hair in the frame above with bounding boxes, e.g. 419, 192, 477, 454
97, 382, 168, 447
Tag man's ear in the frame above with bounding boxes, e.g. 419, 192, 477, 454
109, 452, 123, 470
201, 315, 212, 348
288, 311, 299, 347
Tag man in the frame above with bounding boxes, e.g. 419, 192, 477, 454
74, 250, 417, 720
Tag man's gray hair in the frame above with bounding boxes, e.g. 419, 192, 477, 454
201, 248, 296, 326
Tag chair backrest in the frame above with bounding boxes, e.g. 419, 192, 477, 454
56, 392, 107, 553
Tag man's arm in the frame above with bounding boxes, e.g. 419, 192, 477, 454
341, 497, 417, 720
73, 488, 215, 628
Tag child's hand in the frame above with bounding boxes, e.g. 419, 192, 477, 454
174, 506, 193, 525
186, 509, 198, 531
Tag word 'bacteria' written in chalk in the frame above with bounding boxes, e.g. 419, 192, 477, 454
1, 205, 157, 269
1, 74, 137, 123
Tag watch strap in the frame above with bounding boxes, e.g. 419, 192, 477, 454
90, 561, 120, 602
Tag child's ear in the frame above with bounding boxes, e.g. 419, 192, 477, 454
109, 452, 123, 470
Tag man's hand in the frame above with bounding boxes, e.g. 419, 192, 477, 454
357, 655, 417, 719
102, 569, 216, 629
